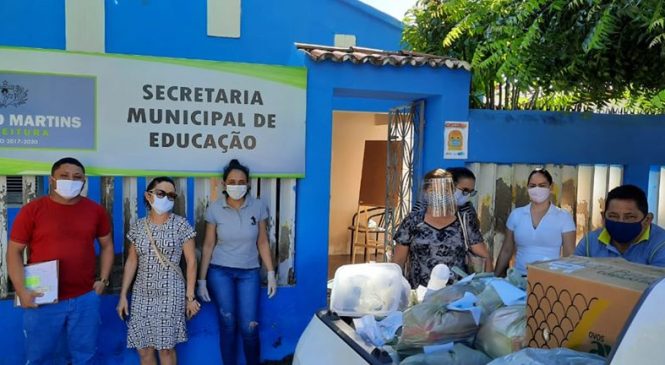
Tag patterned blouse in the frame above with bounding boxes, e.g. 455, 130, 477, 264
395, 203, 483, 288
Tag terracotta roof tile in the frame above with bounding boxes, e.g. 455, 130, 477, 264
295, 43, 470, 71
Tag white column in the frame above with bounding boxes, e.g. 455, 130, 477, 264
207, 0, 241, 38
277, 178, 296, 285
65, 0, 105, 52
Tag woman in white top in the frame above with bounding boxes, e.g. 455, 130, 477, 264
494, 168, 576, 276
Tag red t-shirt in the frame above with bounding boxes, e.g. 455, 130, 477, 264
10, 196, 111, 300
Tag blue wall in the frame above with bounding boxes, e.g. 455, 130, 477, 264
302, 56, 472, 320
429, 110, 665, 192
10, 1, 665, 363
105, 0, 402, 65
0, 0, 402, 66
0, 1, 65, 49
0, 1, 405, 364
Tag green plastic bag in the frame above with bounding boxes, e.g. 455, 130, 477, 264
475, 305, 526, 358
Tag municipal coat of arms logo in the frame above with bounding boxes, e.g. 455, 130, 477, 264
0, 80, 29, 108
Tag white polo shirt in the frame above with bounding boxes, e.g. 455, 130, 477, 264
507, 203, 576, 275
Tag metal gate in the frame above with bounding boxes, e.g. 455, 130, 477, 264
384, 100, 425, 253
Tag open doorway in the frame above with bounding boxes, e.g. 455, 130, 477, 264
327, 102, 424, 280
327, 111, 389, 279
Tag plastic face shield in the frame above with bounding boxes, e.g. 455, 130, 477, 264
425, 176, 457, 217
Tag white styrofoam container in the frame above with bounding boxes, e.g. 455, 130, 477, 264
330, 262, 409, 317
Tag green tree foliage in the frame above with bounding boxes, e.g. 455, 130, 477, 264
403, 0, 665, 113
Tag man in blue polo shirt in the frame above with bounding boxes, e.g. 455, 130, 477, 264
576, 184, 665, 266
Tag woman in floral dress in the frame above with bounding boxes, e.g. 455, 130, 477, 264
393, 168, 492, 288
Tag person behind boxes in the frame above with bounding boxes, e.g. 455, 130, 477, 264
412, 167, 493, 275
414, 167, 481, 220
393, 168, 492, 288
494, 168, 576, 277
575, 184, 665, 266
7, 157, 114, 365
116, 176, 199, 365
448, 167, 481, 217
196, 159, 277, 365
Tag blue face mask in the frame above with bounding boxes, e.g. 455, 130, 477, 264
454, 189, 470, 206
605, 218, 645, 244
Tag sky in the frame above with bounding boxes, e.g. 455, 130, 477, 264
359, 0, 418, 20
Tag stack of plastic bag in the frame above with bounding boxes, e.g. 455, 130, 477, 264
400, 343, 491, 365
424, 277, 504, 314
487, 348, 605, 365
475, 305, 526, 359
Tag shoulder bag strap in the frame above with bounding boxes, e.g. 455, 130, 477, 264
144, 219, 184, 280
457, 211, 470, 251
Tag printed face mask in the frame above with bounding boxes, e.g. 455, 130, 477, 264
150, 194, 174, 214
528, 187, 550, 204
226, 185, 248, 200
55, 179, 84, 199
605, 218, 645, 244
454, 189, 470, 206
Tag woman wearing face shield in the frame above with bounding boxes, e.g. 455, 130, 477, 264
117, 176, 199, 365
413, 167, 479, 215
196, 159, 276, 365
392, 169, 493, 288
494, 168, 576, 278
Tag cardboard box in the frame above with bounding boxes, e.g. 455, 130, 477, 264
525, 256, 665, 357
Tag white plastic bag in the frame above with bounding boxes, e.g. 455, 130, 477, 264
487, 348, 605, 365
427, 264, 451, 291
400, 343, 491, 365
507, 268, 527, 290
475, 305, 526, 358
353, 312, 404, 347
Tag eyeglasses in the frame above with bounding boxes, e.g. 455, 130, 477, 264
457, 187, 477, 197
149, 189, 178, 201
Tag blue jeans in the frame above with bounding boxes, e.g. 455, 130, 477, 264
23, 290, 101, 365
207, 265, 260, 365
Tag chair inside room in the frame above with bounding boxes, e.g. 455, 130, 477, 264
349, 203, 386, 263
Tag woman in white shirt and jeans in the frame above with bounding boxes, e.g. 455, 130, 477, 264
494, 168, 576, 277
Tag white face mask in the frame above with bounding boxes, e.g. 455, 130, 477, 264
528, 187, 551, 204
55, 179, 84, 199
226, 185, 248, 200
150, 195, 174, 215
454, 189, 470, 206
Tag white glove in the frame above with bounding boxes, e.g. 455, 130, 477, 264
197, 279, 211, 302
267, 271, 277, 299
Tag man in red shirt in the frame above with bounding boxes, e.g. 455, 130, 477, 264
7, 157, 114, 365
